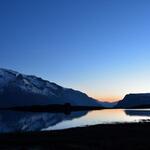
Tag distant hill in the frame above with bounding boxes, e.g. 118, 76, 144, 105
0, 68, 104, 108
116, 93, 150, 108
100, 101, 118, 108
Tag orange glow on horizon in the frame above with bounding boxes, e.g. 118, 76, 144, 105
94, 95, 122, 102
85, 91, 123, 102
83, 89, 124, 102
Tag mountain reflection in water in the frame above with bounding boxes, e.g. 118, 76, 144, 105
125, 109, 150, 117
0, 110, 88, 133
0, 109, 150, 133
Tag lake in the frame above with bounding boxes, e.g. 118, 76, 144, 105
0, 109, 150, 133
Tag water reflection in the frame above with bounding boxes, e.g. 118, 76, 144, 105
125, 109, 150, 117
0, 110, 88, 133
44, 109, 150, 131
0, 109, 150, 133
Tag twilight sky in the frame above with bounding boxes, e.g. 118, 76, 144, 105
0, 0, 150, 102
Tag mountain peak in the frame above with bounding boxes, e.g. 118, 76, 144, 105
0, 68, 101, 108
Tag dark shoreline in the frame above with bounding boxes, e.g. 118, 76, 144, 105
0, 122, 150, 150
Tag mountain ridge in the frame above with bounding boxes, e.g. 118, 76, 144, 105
0, 68, 103, 108
117, 93, 150, 108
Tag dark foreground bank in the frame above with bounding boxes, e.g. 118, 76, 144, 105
0, 122, 150, 150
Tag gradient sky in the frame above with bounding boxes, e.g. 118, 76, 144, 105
0, 0, 150, 102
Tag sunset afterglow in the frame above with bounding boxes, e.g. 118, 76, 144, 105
1, 0, 150, 102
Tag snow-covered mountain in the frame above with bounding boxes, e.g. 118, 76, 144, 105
0, 68, 102, 108
117, 93, 150, 108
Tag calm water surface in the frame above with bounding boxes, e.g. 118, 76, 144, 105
0, 109, 150, 133
44, 109, 150, 131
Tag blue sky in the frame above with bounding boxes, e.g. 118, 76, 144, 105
0, 0, 150, 102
